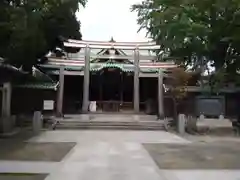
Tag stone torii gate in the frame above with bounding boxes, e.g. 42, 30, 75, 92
56, 39, 175, 118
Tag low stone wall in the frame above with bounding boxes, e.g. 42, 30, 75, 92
197, 118, 232, 128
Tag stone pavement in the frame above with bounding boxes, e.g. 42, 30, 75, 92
1, 130, 240, 179
0, 161, 59, 174
61, 114, 159, 121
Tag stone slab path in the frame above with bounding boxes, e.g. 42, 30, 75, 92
29, 130, 189, 180
0, 161, 59, 174
1, 130, 240, 179
28, 130, 189, 144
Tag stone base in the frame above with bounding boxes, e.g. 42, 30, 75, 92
178, 114, 186, 135
157, 114, 165, 120
0, 128, 20, 138
0, 116, 16, 134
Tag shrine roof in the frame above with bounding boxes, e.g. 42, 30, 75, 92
14, 82, 58, 90
0, 61, 58, 90
39, 63, 169, 74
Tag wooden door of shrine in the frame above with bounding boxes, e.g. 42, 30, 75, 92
100, 68, 121, 112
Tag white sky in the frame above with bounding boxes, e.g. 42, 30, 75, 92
76, 0, 150, 42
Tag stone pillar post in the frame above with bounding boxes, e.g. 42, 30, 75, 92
82, 45, 91, 113
33, 111, 42, 134
178, 114, 186, 135
1, 87, 6, 116
4, 82, 12, 117
133, 48, 140, 113
56, 66, 64, 117
0, 82, 14, 134
1, 82, 11, 117
158, 70, 164, 119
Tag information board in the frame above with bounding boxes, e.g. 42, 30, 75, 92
43, 100, 54, 110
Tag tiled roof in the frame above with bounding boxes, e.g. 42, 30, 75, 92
55, 46, 155, 60
14, 82, 59, 90
0, 62, 58, 90
32, 67, 54, 82
90, 63, 132, 72
39, 63, 167, 73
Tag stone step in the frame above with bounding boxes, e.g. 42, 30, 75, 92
54, 120, 165, 130
57, 120, 163, 125
55, 124, 164, 130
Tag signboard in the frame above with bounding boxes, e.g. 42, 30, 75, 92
195, 96, 225, 117
43, 100, 54, 110
89, 101, 97, 112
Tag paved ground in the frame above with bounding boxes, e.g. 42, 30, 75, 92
0, 130, 188, 180
1, 130, 240, 179
28, 130, 188, 144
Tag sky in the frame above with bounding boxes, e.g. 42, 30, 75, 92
76, 0, 150, 42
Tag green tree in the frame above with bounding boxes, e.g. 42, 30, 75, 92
0, 0, 86, 71
132, 0, 240, 81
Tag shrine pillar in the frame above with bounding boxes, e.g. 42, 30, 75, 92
133, 48, 140, 113
158, 70, 164, 119
82, 45, 91, 113
56, 65, 65, 117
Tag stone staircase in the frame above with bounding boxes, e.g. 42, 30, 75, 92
53, 114, 165, 130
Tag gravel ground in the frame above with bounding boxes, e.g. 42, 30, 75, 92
0, 173, 47, 180
144, 137, 240, 169
0, 130, 75, 162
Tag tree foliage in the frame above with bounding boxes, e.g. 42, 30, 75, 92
0, 0, 86, 71
132, 0, 240, 81
168, 67, 198, 99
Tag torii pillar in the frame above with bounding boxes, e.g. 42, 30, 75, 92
56, 66, 65, 117
82, 45, 91, 113
133, 48, 140, 113
158, 70, 164, 119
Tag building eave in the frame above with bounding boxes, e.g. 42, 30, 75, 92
14, 82, 59, 91
39, 63, 172, 74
